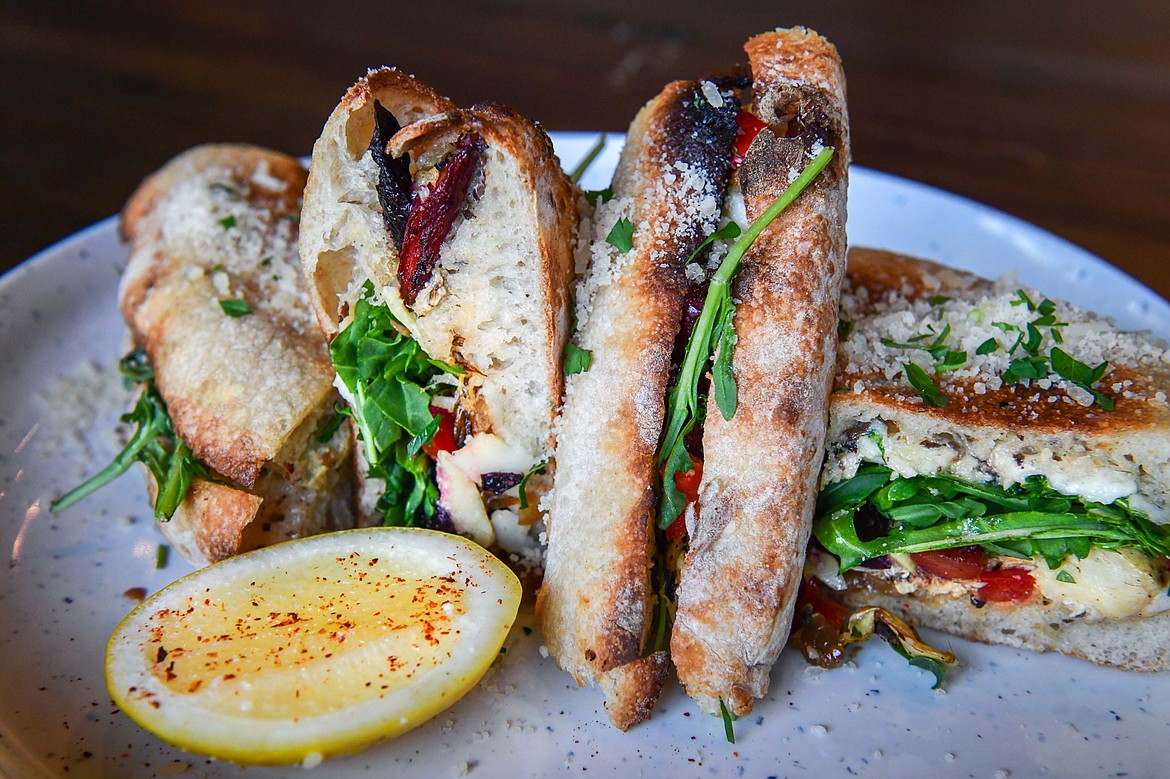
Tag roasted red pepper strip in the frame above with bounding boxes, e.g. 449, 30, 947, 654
731, 110, 769, 166
977, 567, 1035, 603
664, 459, 703, 541
398, 133, 486, 306
422, 407, 457, 459
910, 547, 988, 581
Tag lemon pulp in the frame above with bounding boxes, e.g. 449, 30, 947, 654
106, 528, 521, 765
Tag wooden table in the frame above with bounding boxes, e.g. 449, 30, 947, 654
3, 1, 1168, 298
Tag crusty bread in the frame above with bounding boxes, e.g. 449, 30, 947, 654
815, 247, 1170, 671
299, 70, 576, 469
119, 144, 355, 565
671, 27, 851, 716
537, 78, 739, 729
828, 248, 1170, 519
835, 575, 1170, 672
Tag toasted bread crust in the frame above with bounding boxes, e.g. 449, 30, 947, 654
120, 145, 329, 488
831, 248, 1170, 516
819, 248, 1170, 671
537, 79, 737, 726
118, 144, 355, 565
672, 27, 850, 716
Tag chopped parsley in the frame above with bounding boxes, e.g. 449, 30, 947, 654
605, 217, 635, 253
217, 214, 237, 230
218, 298, 252, 317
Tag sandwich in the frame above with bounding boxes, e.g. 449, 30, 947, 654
297, 68, 577, 570
801, 247, 1170, 672
538, 27, 850, 728
52, 144, 356, 566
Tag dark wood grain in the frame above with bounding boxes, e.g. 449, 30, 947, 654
2, 1, 1168, 298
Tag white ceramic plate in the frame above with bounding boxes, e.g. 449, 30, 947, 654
1, 133, 1167, 779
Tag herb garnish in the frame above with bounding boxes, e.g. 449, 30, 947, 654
218, 298, 252, 317
569, 135, 606, 184
903, 362, 948, 408
606, 217, 635, 253
1056, 570, 1077, 584
584, 187, 613, 207
329, 286, 462, 525
50, 348, 213, 519
517, 459, 549, 510
814, 464, 1170, 572
563, 344, 592, 375
217, 214, 237, 230
655, 147, 835, 529
718, 698, 737, 744
562, 303, 593, 375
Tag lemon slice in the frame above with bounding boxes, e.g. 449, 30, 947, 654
105, 527, 521, 766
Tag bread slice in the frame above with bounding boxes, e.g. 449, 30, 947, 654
119, 144, 355, 565
298, 69, 577, 555
813, 247, 1170, 671
671, 27, 851, 717
537, 78, 740, 729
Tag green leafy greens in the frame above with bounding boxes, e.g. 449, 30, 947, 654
606, 217, 635, 253
814, 463, 1170, 572
50, 348, 213, 519
329, 286, 461, 525
569, 135, 606, 184
655, 146, 836, 530
218, 298, 252, 317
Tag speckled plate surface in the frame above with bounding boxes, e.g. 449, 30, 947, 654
1, 133, 1168, 778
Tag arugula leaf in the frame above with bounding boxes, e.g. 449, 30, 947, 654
315, 409, 347, 444
814, 469, 1170, 572
50, 355, 212, 519
218, 298, 252, 317
711, 302, 738, 419
903, 362, 948, 407
331, 286, 458, 524
718, 698, 737, 744
606, 217, 635, 253
655, 147, 836, 530
569, 135, 606, 183
517, 459, 549, 510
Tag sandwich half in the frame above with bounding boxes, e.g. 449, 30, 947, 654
539, 27, 850, 727
805, 247, 1170, 671
106, 144, 355, 565
298, 68, 577, 569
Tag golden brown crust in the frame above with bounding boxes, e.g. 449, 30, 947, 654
119, 144, 329, 487
118, 144, 355, 565
538, 79, 738, 727
596, 651, 670, 731
152, 477, 264, 565
672, 26, 850, 716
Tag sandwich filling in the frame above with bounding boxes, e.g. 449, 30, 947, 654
810, 267, 1170, 624
328, 102, 548, 566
